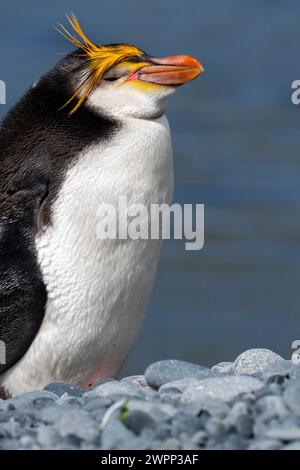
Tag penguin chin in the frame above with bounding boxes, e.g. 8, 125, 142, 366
86, 82, 176, 120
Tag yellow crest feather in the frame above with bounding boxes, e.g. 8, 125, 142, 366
57, 14, 143, 114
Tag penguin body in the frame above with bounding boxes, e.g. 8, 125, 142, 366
2, 113, 173, 396
0, 17, 203, 396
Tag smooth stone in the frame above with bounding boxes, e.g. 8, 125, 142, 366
192, 430, 207, 446
264, 426, 300, 440
89, 378, 116, 389
6, 391, 58, 410
0, 402, 15, 412
91, 408, 107, 421
186, 396, 230, 418
283, 381, 300, 415
53, 443, 79, 450
181, 376, 263, 403
261, 361, 300, 383
123, 409, 156, 434
159, 390, 182, 402
145, 360, 216, 389
153, 422, 171, 440
226, 400, 249, 424
281, 441, 300, 450
83, 397, 111, 412
222, 434, 248, 450
159, 378, 199, 401
121, 375, 149, 388
171, 414, 204, 436
2, 419, 24, 439
206, 433, 247, 450
80, 443, 98, 450
254, 382, 282, 399
125, 429, 156, 451
0, 424, 9, 438
44, 382, 85, 398
0, 438, 22, 450
255, 395, 288, 421
248, 438, 282, 450
39, 404, 70, 424
55, 396, 84, 408
159, 378, 199, 395
37, 426, 61, 448
205, 418, 226, 439
212, 362, 233, 374
19, 435, 37, 448
125, 399, 177, 419
151, 438, 181, 450
232, 349, 284, 376
83, 381, 141, 399
281, 416, 300, 427
55, 409, 99, 442
234, 414, 254, 438
240, 392, 256, 404
180, 436, 199, 451
100, 418, 137, 450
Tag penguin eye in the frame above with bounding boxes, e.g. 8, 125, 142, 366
103, 76, 120, 82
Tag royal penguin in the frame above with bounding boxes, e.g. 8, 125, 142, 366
0, 15, 203, 397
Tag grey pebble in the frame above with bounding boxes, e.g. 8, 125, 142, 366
159, 378, 199, 402
90, 378, 116, 388
55, 409, 99, 442
151, 437, 181, 450
101, 418, 141, 450
121, 375, 149, 388
226, 400, 249, 422
192, 430, 207, 446
3, 355, 300, 450
205, 418, 226, 439
212, 362, 233, 374
5, 390, 58, 410
181, 376, 263, 403
0, 401, 15, 412
123, 409, 156, 434
264, 426, 300, 441
125, 399, 177, 420
232, 349, 284, 376
159, 378, 199, 394
19, 434, 37, 448
83, 380, 141, 399
248, 438, 282, 450
186, 396, 230, 419
281, 441, 300, 450
254, 382, 282, 399
145, 360, 216, 389
221, 433, 248, 450
283, 381, 300, 415
44, 382, 85, 398
39, 404, 69, 424
83, 397, 111, 412
255, 395, 288, 421
261, 361, 300, 383
171, 414, 203, 437
234, 414, 254, 438
0, 438, 22, 450
37, 425, 61, 449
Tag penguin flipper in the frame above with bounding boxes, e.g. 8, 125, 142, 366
0, 187, 47, 374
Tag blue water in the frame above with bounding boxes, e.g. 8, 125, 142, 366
1, 0, 300, 375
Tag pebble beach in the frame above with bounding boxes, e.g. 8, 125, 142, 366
1, 348, 300, 450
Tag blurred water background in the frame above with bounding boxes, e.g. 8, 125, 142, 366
0, 0, 300, 375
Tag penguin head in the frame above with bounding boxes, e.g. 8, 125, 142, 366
57, 15, 204, 120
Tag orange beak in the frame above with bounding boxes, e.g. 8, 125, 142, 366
138, 55, 204, 86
